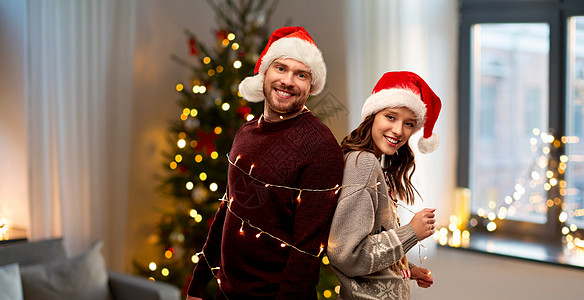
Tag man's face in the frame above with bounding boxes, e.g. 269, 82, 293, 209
262, 58, 313, 120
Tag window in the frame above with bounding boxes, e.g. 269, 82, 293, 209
470, 23, 550, 226
458, 0, 584, 267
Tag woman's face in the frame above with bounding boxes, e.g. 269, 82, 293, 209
371, 107, 417, 157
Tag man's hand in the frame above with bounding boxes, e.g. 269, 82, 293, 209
411, 266, 434, 288
186, 296, 202, 300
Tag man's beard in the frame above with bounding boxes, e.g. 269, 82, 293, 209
264, 86, 307, 115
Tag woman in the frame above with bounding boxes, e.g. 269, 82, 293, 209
327, 71, 442, 299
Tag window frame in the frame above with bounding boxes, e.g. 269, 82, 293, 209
458, 0, 584, 249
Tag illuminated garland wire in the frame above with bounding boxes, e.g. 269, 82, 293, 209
222, 192, 325, 258
193, 153, 429, 296
231, 154, 426, 260
194, 251, 230, 300
228, 153, 342, 193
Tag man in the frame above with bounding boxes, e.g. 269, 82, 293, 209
186, 26, 344, 300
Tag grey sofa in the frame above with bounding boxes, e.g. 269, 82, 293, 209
0, 238, 180, 300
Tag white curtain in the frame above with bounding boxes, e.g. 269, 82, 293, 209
343, 0, 459, 255
26, 0, 136, 270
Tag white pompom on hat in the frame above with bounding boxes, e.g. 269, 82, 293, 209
361, 71, 442, 154
238, 26, 326, 102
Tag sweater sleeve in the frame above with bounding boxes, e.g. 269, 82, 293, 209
277, 137, 344, 300
327, 151, 418, 278
186, 200, 227, 297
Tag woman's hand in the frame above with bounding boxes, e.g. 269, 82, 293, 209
409, 208, 436, 241
411, 266, 434, 288
186, 296, 202, 300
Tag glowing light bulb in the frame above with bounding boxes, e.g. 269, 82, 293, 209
148, 262, 157, 271
559, 212, 568, 223
562, 227, 570, 235
486, 221, 497, 231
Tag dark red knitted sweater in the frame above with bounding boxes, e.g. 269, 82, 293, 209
187, 112, 344, 299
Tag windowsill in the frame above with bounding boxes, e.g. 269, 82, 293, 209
0, 226, 28, 245
439, 231, 584, 270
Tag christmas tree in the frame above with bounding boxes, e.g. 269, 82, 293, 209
135, 0, 340, 298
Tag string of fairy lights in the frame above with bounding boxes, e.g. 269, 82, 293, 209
188, 148, 430, 299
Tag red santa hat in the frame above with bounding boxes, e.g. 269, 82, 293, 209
361, 71, 442, 154
238, 26, 326, 102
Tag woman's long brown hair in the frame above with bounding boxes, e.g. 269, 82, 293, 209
340, 114, 420, 205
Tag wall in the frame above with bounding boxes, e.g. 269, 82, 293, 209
127, 0, 348, 271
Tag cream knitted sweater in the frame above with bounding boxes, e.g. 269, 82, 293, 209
327, 151, 419, 300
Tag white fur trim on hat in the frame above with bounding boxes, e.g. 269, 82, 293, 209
238, 74, 265, 103
418, 133, 439, 154
239, 37, 326, 102
360, 88, 427, 132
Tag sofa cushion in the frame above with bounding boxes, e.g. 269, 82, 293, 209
20, 239, 111, 300
0, 263, 24, 300
0, 238, 67, 267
